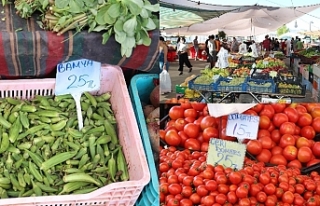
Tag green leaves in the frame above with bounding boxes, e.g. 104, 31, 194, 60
107, 3, 121, 19
123, 16, 137, 35
55, 0, 69, 9
95, 4, 116, 25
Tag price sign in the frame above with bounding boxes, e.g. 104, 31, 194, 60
55, 58, 101, 130
207, 138, 246, 170
226, 113, 260, 140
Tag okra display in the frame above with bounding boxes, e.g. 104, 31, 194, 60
0, 92, 129, 198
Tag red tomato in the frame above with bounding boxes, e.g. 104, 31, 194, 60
296, 105, 308, 115
312, 142, 320, 158
227, 191, 238, 204
243, 109, 258, 116
297, 146, 313, 163
252, 103, 264, 113
191, 102, 206, 111
236, 186, 249, 198
280, 122, 296, 135
296, 137, 312, 148
312, 117, 320, 133
260, 104, 275, 119
300, 126, 316, 140
200, 116, 217, 130
282, 145, 298, 161
205, 180, 218, 192
220, 128, 237, 141
200, 142, 209, 152
264, 183, 276, 195
168, 183, 182, 195
287, 159, 302, 169
174, 118, 187, 131
189, 193, 201, 204
258, 129, 271, 138
201, 195, 215, 206
202, 105, 209, 116
184, 123, 200, 139
258, 136, 273, 149
273, 113, 289, 128
259, 115, 271, 129
256, 191, 267, 203
184, 138, 201, 151
228, 171, 243, 185
169, 106, 185, 120
271, 146, 283, 155
284, 107, 299, 123
167, 198, 180, 206
202, 127, 219, 142
270, 154, 287, 166
197, 185, 209, 197
215, 193, 227, 204
271, 129, 281, 143
246, 140, 262, 155
178, 131, 189, 147
279, 134, 296, 148
184, 108, 198, 119
298, 113, 313, 127
256, 149, 272, 163
295, 125, 301, 135
282, 191, 295, 204
184, 116, 196, 123
179, 198, 193, 206
165, 130, 181, 146
272, 103, 287, 113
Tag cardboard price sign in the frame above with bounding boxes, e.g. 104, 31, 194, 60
226, 113, 260, 140
55, 58, 101, 130
207, 138, 246, 170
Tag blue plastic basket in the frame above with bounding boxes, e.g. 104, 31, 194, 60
216, 77, 247, 92
129, 74, 159, 206
188, 75, 217, 91
247, 78, 276, 93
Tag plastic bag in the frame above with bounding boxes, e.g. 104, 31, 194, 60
160, 70, 171, 94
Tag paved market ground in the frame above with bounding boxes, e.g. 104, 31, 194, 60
160, 58, 316, 103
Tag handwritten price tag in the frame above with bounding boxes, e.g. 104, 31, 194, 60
226, 113, 260, 140
55, 58, 101, 130
55, 59, 101, 95
207, 138, 246, 170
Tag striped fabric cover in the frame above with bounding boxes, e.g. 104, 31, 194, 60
0, 2, 159, 78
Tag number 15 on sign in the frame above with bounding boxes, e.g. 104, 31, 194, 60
226, 113, 260, 140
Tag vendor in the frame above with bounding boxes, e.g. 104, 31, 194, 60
238, 41, 248, 54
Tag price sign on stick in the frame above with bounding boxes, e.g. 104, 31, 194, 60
55, 58, 101, 130
226, 113, 260, 140
207, 138, 246, 170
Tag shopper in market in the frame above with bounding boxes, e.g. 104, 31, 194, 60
159, 36, 169, 72
193, 36, 199, 61
207, 35, 217, 69
296, 38, 304, 50
205, 36, 210, 62
286, 38, 292, 56
231, 37, 239, 53
177, 37, 193, 75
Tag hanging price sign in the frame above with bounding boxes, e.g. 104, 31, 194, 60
207, 138, 246, 170
55, 58, 101, 130
226, 113, 260, 140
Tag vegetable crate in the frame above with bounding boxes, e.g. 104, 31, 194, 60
247, 79, 275, 93
216, 77, 247, 92
129, 74, 159, 206
275, 83, 306, 96
188, 76, 216, 91
175, 85, 188, 94
0, 65, 150, 206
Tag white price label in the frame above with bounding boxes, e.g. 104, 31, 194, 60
226, 113, 260, 140
55, 59, 101, 95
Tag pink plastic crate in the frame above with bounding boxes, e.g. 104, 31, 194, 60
0, 65, 150, 206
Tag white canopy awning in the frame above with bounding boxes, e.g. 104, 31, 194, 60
161, 3, 320, 36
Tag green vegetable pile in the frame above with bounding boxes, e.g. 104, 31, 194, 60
0, 92, 129, 197
4, 0, 159, 58
298, 48, 320, 58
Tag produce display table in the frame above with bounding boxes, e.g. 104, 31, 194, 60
0, 2, 159, 79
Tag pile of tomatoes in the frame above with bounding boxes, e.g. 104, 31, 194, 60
160, 102, 320, 168
160, 147, 320, 206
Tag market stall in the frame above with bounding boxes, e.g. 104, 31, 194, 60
174, 51, 306, 103
159, 102, 320, 206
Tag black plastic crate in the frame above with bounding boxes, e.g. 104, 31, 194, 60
277, 71, 301, 84
276, 83, 306, 96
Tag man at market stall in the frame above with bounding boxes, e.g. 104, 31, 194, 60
296, 38, 304, 50
177, 37, 193, 75
262, 35, 271, 51
231, 37, 239, 53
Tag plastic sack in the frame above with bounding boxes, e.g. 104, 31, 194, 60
160, 70, 171, 94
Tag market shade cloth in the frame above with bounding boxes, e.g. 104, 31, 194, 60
163, 4, 320, 36
0, 2, 159, 78
160, 0, 239, 29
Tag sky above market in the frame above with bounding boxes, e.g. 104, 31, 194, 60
200, 0, 320, 31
